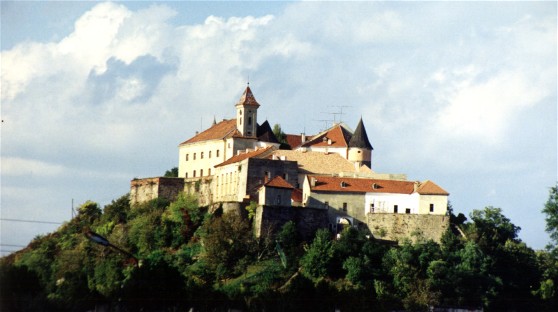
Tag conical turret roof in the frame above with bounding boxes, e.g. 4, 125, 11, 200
348, 118, 373, 150
236, 86, 260, 107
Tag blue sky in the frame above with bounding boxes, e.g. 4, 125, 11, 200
1, 1, 556, 254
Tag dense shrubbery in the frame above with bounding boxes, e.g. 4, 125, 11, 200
2, 188, 558, 311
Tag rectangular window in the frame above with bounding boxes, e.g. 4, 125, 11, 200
200, 169, 203, 176
193, 170, 196, 177
201, 152, 204, 159
430, 204, 434, 212
193, 153, 196, 160
209, 151, 212, 158
185, 154, 189, 161
342, 203, 348, 212
324, 201, 329, 209
405, 208, 411, 214
216, 150, 220, 157
370, 203, 375, 213
185, 172, 188, 178
208, 168, 211, 176
283, 173, 288, 180
394, 205, 398, 213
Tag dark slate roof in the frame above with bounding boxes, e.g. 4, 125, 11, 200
348, 118, 373, 150
257, 120, 280, 144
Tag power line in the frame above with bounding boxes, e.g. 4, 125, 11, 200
0, 244, 27, 248
0, 218, 63, 225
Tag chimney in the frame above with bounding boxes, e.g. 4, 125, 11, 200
310, 177, 316, 187
414, 181, 420, 192
301, 133, 306, 143
195, 131, 199, 136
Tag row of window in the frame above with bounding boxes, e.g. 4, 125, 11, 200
185, 168, 211, 178
185, 150, 220, 161
324, 202, 436, 213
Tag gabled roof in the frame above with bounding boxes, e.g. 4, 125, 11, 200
285, 134, 309, 149
257, 120, 280, 144
417, 180, 449, 195
236, 86, 260, 107
307, 175, 416, 194
180, 119, 238, 145
291, 188, 303, 202
270, 150, 365, 175
264, 176, 294, 189
301, 123, 352, 148
214, 146, 275, 168
348, 118, 373, 150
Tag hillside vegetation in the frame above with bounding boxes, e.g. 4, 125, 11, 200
2, 189, 558, 311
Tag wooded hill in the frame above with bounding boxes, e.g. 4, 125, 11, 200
2, 187, 558, 311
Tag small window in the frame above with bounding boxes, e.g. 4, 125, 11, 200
430, 204, 434, 212
405, 208, 411, 214
185, 172, 188, 178
276, 195, 281, 205
193, 153, 196, 160
185, 154, 189, 161
201, 152, 204, 159
208, 168, 211, 176
248, 116, 252, 125
193, 170, 196, 178
370, 203, 375, 213
394, 205, 398, 213
209, 151, 212, 158
283, 173, 288, 180
340, 181, 347, 188
325, 201, 329, 209
200, 169, 203, 177
342, 203, 347, 212
216, 150, 220, 157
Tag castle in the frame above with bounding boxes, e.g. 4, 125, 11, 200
131, 85, 449, 242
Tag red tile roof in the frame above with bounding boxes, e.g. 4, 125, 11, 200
236, 86, 260, 107
214, 146, 275, 167
180, 119, 238, 145
308, 175, 416, 194
302, 124, 352, 148
417, 180, 449, 195
291, 188, 303, 202
285, 134, 313, 149
265, 176, 294, 189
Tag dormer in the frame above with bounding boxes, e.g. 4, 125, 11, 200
235, 85, 260, 138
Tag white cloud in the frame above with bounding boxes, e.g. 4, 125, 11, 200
1, 1, 555, 251
436, 70, 547, 144
2, 157, 65, 177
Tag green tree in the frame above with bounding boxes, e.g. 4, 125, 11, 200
300, 229, 334, 280
543, 184, 558, 253
272, 123, 288, 144
164, 167, 179, 177
469, 206, 521, 253
202, 213, 255, 278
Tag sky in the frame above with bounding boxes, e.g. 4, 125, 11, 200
1, 1, 556, 254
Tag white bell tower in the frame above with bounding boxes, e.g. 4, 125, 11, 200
235, 85, 260, 137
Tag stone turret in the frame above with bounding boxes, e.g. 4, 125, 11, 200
348, 118, 373, 169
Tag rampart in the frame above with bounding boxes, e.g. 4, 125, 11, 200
254, 205, 329, 241
130, 177, 184, 205
366, 213, 449, 243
